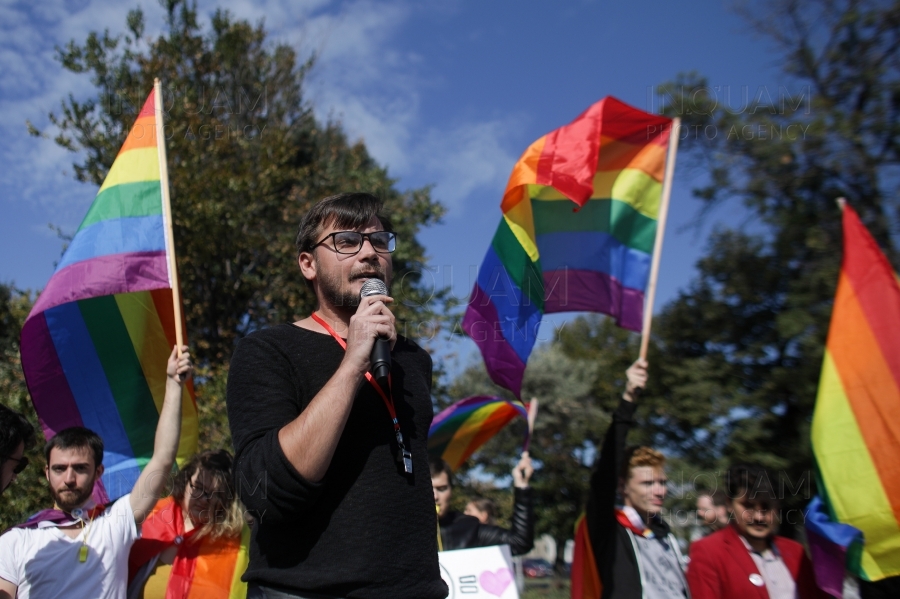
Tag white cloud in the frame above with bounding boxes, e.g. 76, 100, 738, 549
283, 0, 518, 215
416, 118, 520, 213
1, 0, 520, 232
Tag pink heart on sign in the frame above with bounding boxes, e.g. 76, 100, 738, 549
479, 568, 513, 597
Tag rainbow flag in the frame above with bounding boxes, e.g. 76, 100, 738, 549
428, 396, 528, 470
20, 87, 198, 502
462, 97, 674, 396
811, 203, 900, 581
129, 497, 248, 598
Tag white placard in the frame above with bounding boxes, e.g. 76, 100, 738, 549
438, 545, 520, 599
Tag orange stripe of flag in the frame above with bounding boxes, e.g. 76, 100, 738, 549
118, 115, 158, 155
186, 536, 243, 598
501, 137, 546, 213
827, 272, 900, 521
460, 405, 517, 462
596, 135, 666, 182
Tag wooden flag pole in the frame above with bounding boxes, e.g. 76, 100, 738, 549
154, 78, 184, 355
522, 397, 539, 454
639, 117, 681, 360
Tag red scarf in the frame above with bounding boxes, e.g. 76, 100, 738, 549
615, 506, 656, 539
128, 498, 200, 594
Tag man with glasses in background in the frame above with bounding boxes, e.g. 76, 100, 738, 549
0, 405, 36, 496
227, 193, 447, 599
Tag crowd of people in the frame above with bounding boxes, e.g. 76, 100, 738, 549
0, 192, 891, 598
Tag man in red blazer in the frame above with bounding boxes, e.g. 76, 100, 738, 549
687, 464, 827, 599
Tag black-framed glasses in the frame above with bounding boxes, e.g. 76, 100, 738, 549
2, 455, 29, 475
313, 231, 397, 255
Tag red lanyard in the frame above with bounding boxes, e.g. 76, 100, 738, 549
311, 312, 413, 474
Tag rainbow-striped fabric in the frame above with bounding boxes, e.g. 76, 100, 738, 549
129, 497, 249, 598
428, 396, 528, 470
20, 88, 198, 502
811, 203, 900, 581
462, 97, 673, 396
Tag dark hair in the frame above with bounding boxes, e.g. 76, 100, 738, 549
698, 488, 728, 506
468, 496, 496, 521
45, 427, 103, 467
429, 457, 454, 488
295, 193, 393, 256
725, 463, 778, 503
172, 449, 242, 540
0, 405, 36, 459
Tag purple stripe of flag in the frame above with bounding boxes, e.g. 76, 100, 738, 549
543, 269, 644, 331
463, 284, 528, 397
31, 251, 169, 315
20, 314, 86, 437
807, 528, 848, 597
19, 314, 111, 503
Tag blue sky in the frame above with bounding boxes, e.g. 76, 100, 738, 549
0, 0, 787, 371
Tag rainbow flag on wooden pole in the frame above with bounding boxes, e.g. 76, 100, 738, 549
20, 80, 197, 502
462, 97, 679, 396
811, 199, 900, 582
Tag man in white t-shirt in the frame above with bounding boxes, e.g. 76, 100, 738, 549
0, 345, 192, 599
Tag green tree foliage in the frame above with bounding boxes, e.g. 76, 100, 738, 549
0, 284, 47, 530
30, 0, 453, 453
647, 0, 900, 525
40, 0, 449, 368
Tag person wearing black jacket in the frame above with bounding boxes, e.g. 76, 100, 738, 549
584, 359, 688, 599
430, 455, 535, 555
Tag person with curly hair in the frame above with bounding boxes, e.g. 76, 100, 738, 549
127, 449, 247, 598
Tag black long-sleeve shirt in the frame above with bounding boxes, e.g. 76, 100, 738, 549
439, 487, 534, 555
226, 324, 447, 599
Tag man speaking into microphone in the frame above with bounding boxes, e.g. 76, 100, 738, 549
227, 193, 447, 599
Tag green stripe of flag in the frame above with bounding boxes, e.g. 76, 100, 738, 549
491, 218, 545, 310
532, 197, 658, 254
78, 181, 163, 232
78, 295, 159, 457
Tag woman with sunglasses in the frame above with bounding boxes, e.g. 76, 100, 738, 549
127, 449, 248, 598
0, 405, 35, 496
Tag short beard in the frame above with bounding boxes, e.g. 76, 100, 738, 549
52, 486, 93, 513
315, 256, 389, 315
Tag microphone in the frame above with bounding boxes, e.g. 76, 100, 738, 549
360, 278, 391, 389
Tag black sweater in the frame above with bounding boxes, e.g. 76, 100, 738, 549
226, 324, 447, 599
